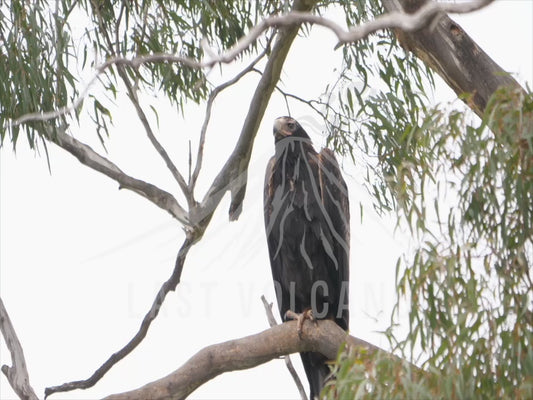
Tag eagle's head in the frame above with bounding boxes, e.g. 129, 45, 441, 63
273, 116, 310, 143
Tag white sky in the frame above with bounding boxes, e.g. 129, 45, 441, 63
1, 2, 532, 399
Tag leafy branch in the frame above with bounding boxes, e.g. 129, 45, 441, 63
6, 0, 493, 130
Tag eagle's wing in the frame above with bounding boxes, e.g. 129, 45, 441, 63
318, 148, 350, 330
263, 155, 288, 316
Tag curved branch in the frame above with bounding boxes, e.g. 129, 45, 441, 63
45, 235, 196, 398
52, 128, 189, 225
0, 297, 39, 400
102, 319, 388, 400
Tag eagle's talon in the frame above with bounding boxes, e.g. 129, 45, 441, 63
285, 309, 314, 338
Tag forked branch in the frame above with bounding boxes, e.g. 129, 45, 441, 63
44, 2, 316, 397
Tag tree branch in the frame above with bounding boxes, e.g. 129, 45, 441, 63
6, 0, 497, 226
102, 319, 386, 400
45, 234, 196, 398
261, 296, 308, 400
94, 8, 193, 209
6, 0, 493, 129
51, 128, 189, 225
189, 37, 273, 194
0, 297, 39, 400
46, 2, 318, 393
381, 0, 520, 118
126, 83, 192, 205
195, 0, 319, 225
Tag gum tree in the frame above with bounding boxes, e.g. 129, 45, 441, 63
1, 0, 531, 399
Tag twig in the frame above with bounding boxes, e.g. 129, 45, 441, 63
0, 297, 39, 400
44, 234, 196, 398
6, 0, 493, 129
126, 83, 191, 204
102, 319, 387, 400
261, 295, 308, 400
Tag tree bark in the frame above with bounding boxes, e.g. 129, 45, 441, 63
102, 319, 384, 400
0, 298, 39, 400
381, 0, 524, 118
199, 0, 319, 226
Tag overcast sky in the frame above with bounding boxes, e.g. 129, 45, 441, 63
1, 2, 532, 399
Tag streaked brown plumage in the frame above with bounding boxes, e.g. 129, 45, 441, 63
264, 116, 350, 399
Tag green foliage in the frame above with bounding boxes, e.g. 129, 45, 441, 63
1, 1, 531, 397
0, 0, 77, 148
0, 0, 280, 149
323, 0, 436, 216
324, 26, 533, 398
311, 3, 533, 397
324, 89, 533, 399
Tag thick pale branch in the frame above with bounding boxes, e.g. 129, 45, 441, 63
52, 129, 189, 225
252, 0, 493, 46
0, 297, 39, 400
103, 319, 381, 400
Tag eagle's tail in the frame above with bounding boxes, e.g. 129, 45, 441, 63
300, 351, 330, 400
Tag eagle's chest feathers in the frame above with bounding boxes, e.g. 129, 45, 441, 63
270, 143, 319, 221
284, 153, 302, 193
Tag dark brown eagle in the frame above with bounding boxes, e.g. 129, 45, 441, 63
264, 116, 350, 399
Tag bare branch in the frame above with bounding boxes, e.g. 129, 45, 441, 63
102, 319, 386, 400
51, 128, 189, 225
45, 235, 196, 398
264, 0, 494, 47
44, 3, 316, 394
381, 0, 521, 118
6, 0, 493, 129
261, 296, 308, 400
196, 0, 319, 225
0, 297, 39, 400
190, 37, 273, 193
125, 82, 192, 205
